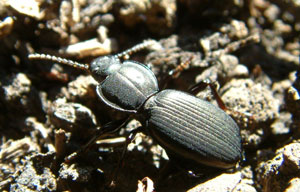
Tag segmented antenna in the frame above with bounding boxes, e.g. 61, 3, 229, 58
28, 53, 89, 71
115, 39, 157, 60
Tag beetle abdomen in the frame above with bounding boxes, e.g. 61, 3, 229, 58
143, 90, 242, 169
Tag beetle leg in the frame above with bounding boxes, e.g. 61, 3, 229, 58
109, 126, 145, 186
189, 79, 256, 128
120, 126, 145, 166
168, 56, 194, 79
65, 116, 130, 163
160, 56, 194, 89
188, 79, 227, 110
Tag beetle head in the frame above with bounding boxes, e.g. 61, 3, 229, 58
89, 56, 121, 82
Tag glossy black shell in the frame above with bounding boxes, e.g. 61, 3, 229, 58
96, 60, 159, 112
143, 89, 242, 169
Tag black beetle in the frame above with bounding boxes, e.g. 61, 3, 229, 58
29, 40, 242, 171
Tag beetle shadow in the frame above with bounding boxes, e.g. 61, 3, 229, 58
154, 157, 234, 192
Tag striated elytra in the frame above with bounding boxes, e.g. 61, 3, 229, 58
143, 90, 241, 169
29, 40, 242, 171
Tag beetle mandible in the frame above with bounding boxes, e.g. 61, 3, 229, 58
29, 40, 242, 171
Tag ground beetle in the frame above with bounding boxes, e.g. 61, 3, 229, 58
29, 40, 242, 172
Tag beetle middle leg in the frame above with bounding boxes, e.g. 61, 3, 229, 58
159, 56, 227, 110
108, 126, 145, 186
65, 116, 130, 163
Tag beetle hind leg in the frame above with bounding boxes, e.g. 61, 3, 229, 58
188, 79, 227, 110
189, 79, 256, 129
